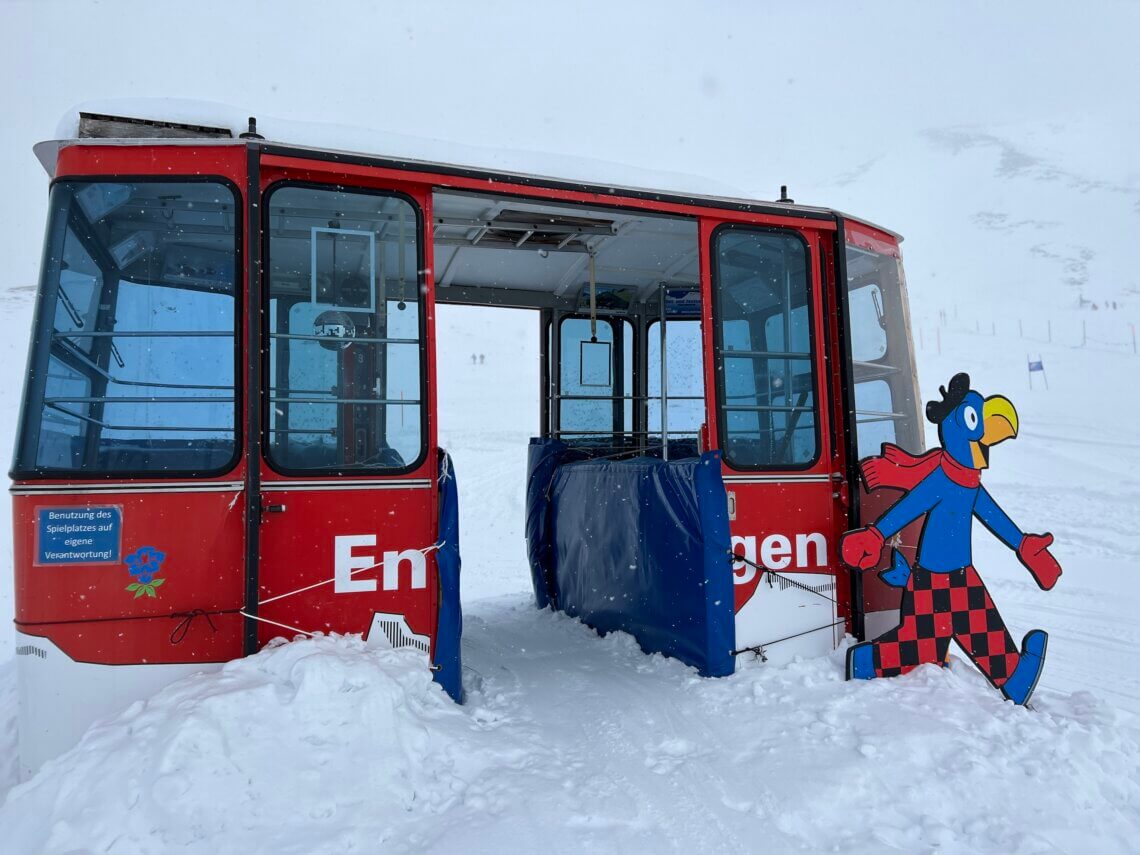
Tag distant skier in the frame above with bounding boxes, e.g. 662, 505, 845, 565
840, 373, 1062, 705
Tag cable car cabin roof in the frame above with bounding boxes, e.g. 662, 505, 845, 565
34, 133, 902, 243
34, 129, 902, 311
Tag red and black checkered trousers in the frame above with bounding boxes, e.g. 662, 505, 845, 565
871, 565, 1020, 687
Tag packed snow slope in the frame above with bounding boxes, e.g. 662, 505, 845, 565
1, 1, 1139, 852
2, 627, 1138, 854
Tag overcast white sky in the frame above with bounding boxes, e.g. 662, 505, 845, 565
1, 0, 1137, 307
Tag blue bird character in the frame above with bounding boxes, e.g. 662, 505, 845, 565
840, 373, 1061, 705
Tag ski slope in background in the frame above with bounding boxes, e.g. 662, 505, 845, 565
0, 1, 1138, 851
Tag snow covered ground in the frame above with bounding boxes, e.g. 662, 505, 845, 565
1, 1, 1138, 852
0, 292, 1135, 854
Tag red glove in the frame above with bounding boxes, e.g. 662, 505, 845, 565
1018, 533, 1062, 590
841, 526, 885, 570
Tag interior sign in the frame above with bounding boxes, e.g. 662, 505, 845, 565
36, 506, 122, 565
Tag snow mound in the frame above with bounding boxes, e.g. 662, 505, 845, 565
0, 636, 511, 854
2, 604, 1140, 853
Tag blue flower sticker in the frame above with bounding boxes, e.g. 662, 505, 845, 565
124, 546, 167, 599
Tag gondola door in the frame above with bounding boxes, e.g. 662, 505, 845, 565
251, 157, 439, 656
703, 217, 848, 665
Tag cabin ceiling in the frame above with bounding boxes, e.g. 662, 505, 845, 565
432, 190, 698, 309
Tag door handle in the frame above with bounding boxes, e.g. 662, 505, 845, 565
263, 504, 287, 514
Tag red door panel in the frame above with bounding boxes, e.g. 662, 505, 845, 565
700, 216, 847, 662
252, 158, 440, 651
256, 483, 438, 645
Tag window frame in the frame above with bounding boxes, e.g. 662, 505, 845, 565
260, 180, 429, 478
841, 239, 923, 460
11, 175, 244, 481
554, 314, 634, 442
709, 222, 822, 472
645, 316, 705, 443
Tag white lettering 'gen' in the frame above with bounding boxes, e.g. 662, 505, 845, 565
732, 532, 829, 583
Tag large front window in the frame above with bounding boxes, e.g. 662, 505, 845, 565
265, 185, 424, 473
14, 180, 239, 476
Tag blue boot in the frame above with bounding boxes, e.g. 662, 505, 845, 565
846, 642, 876, 680
1001, 630, 1048, 705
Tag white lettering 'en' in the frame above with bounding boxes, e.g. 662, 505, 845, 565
732, 532, 828, 583
334, 536, 427, 594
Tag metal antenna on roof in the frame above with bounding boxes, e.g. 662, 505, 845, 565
239, 117, 264, 140
778, 184, 794, 204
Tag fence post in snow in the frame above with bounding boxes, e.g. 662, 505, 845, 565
1132, 323, 1137, 354
1019, 319, 1023, 338
1048, 319, 1052, 342
991, 321, 995, 336
1082, 320, 1087, 348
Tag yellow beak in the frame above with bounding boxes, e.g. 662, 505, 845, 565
970, 395, 1019, 468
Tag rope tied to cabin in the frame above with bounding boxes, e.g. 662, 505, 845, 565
169, 608, 219, 644
256, 541, 445, 607
727, 550, 838, 605
731, 618, 847, 661
726, 551, 842, 660
236, 541, 447, 640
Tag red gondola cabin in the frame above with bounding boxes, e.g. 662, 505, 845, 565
12, 111, 922, 776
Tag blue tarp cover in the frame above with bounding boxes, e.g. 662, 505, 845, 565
432, 451, 463, 702
526, 438, 735, 677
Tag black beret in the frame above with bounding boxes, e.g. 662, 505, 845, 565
925, 372, 971, 424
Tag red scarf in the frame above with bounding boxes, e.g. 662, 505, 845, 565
861, 443, 981, 491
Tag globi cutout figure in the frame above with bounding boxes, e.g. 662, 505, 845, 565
840, 373, 1063, 705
